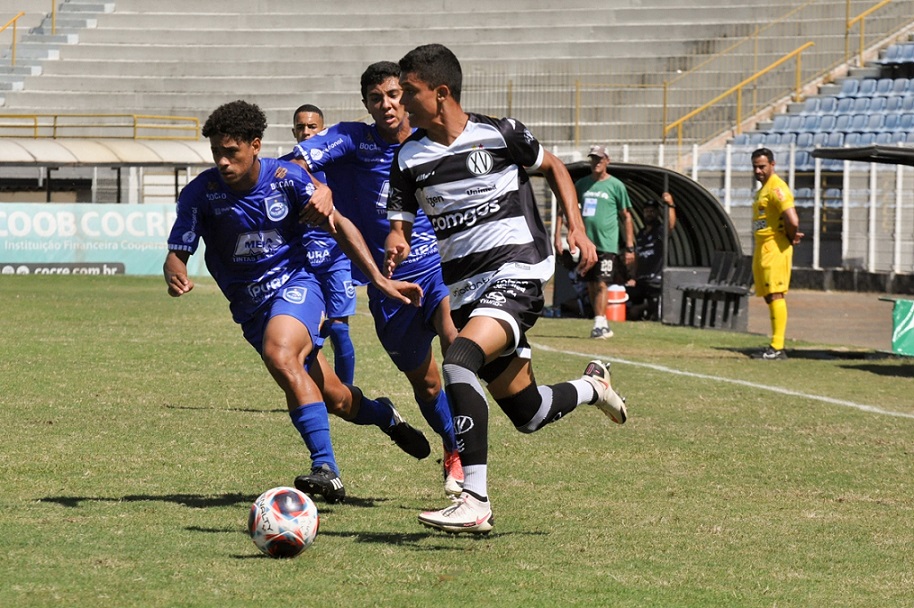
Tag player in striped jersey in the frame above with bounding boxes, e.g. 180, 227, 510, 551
386, 44, 629, 534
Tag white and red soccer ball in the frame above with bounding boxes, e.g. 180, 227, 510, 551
248, 486, 319, 558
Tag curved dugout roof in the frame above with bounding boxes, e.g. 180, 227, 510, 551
0, 138, 213, 167
564, 161, 743, 267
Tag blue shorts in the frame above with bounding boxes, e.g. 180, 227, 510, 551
241, 272, 325, 356
309, 253, 357, 319
368, 268, 449, 373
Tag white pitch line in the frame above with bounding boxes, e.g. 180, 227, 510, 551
533, 342, 914, 420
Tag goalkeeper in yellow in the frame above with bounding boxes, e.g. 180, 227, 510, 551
750, 148, 803, 359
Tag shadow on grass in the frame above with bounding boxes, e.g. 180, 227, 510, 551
837, 362, 914, 378
40, 493, 386, 510
164, 404, 286, 414
724, 346, 898, 361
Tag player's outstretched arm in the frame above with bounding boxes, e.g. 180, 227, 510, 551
299, 182, 336, 230
163, 250, 194, 297
329, 211, 422, 306
539, 150, 597, 274
384, 219, 414, 278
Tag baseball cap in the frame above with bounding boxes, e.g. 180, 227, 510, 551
644, 198, 662, 208
588, 145, 609, 160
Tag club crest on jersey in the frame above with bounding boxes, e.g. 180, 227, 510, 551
344, 280, 355, 298
265, 193, 289, 221
466, 150, 494, 176
282, 286, 307, 304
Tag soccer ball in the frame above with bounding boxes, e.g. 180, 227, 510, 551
248, 486, 320, 558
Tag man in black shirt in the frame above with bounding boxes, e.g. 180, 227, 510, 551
626, 193, 676, 320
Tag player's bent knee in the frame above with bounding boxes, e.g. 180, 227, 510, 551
442, 337, 486, 374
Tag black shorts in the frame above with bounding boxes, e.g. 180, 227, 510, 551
583, 251, 624, 284
450, 278, 542, 376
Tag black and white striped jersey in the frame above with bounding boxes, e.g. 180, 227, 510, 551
388, 113, 554, 311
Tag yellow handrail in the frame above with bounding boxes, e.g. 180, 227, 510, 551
0, 113, 201, 140
1, 11, 26, 67
846, 0, 894, 65
664, 42, 815, 148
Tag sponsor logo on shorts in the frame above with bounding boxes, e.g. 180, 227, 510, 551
282, 286, 307, 304
481, 291, 507, 307
344, 280, 356, 298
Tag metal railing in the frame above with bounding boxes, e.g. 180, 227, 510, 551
1, 11, 26, 67
0, 113, 201, 140
664, 43, 815, 150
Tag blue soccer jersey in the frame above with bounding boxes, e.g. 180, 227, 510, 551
167, 157, 319, 324
294, 122, 441, 283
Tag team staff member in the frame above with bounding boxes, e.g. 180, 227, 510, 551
750, 147, 803, 360
556, 145, 634, 339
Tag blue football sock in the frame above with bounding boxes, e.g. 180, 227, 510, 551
327, 322, 355, 385
289, 402, 338, 474
349, 389, 395, 429
418, 390, 457, 453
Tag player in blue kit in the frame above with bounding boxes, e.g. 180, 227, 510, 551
163, 100, 430, 504
292, 62, 463, 497
282, 104, 357, 385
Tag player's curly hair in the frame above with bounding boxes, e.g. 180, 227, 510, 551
202, 100, 267, 143
360, 61, 400, 101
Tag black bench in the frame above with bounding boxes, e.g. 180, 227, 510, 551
677, 252, 754, 329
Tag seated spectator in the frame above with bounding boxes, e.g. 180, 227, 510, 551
625, 193, 676, 320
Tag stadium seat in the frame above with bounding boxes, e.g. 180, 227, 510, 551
849, 113, 868, 131
748, 132, 766, 146
844, 132, 862, 147
876, 132, 894, 145
834, 114, 852, 132
859, 132, 876, 146
851, 97, 870, 113
731, 133, 750, 146
779, 132, 797, 146
890, 78, 910, 96
770, 114, 790, 133
901, 44, 914, 63
836, 97, 855, 114
899, 113, 914, 131
795, 151, 813, 171
885, 96, 904, 113
786, 115, 804, 132
825, 132, 844, 147
869, 97, 887, 113
799, 97, 820, 115
878, 44, 903, 64
836, 79, 860, 97
812, 132, 828, 147
902, 96, 914, 113
796, 132, 814, 148
823, 188, 842, 204
817, 114, 837, 133
891, 131, 908, 144
874, 78, 895, 96
882, 113, 901, 132
865, 113, 885, 132
857, 79, 878, 97
764, 133, 781, 145
818, 96, 838, 114
801, 115, 820, 132
907, 131, 914, 144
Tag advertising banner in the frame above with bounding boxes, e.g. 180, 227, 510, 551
0, 203, 208, 277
